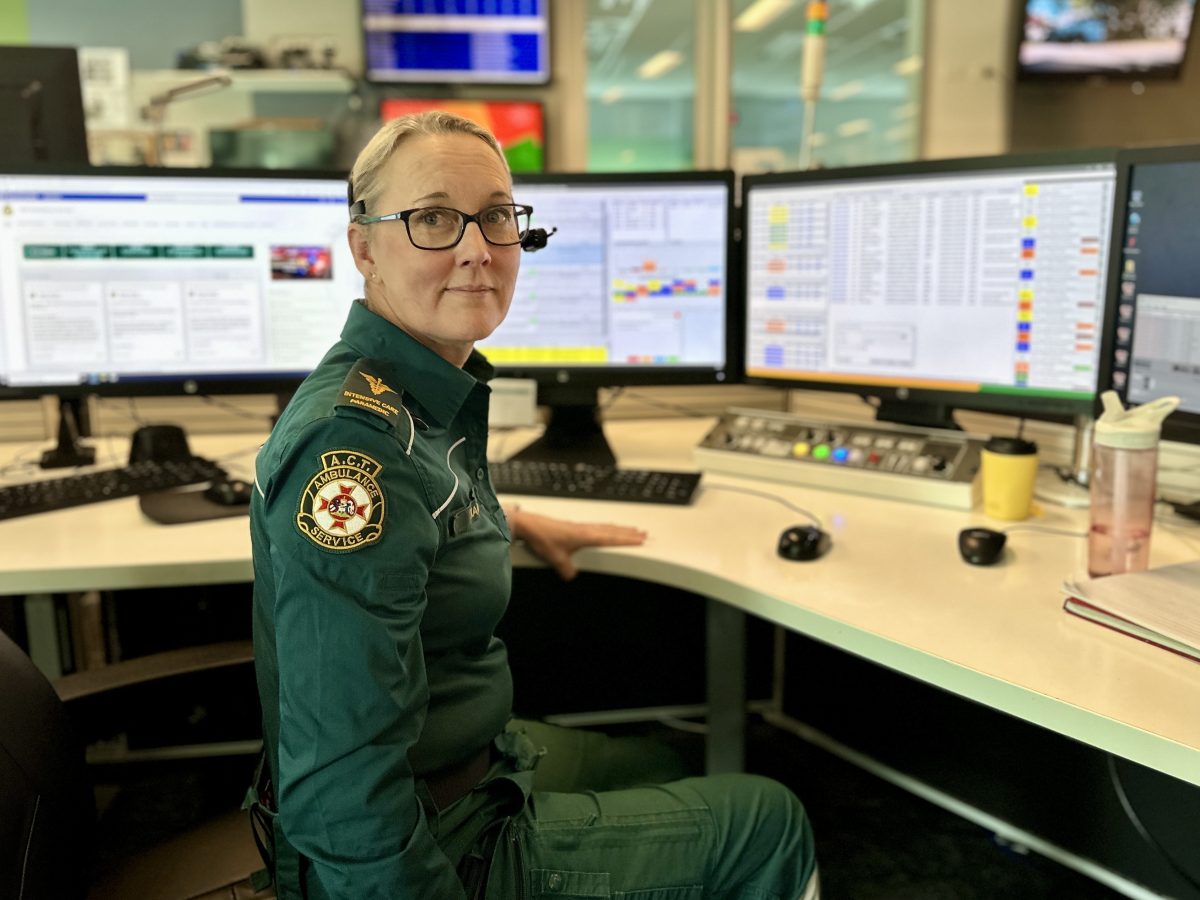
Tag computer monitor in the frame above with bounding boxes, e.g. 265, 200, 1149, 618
741, 151, 1122, 430
0, 46, 89, 164
380, 98, 545, 172
0, 165, 357, 464
478, 171, 737, 463
1108, 144, 1200, 444
362, 0, 550, 85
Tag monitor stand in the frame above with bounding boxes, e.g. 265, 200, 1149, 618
872, 397, 960, 432
1034, 414, 1093, 509
40, 396, 96, 469
509, 389, 617, 467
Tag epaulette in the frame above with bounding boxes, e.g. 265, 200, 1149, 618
334, 358, 405, 429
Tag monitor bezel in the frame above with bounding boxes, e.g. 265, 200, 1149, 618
740, 148, 1125, 422
493, 169, 742, 391
0, 162, 352, 401
1110, 143, 1200, 444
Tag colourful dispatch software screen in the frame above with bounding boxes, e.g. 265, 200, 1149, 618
0, 168, 358, 395
379, 99, 544, 172
742, 157, 1119, 408
477, 176, 731, 374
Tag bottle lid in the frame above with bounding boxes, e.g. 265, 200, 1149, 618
984, 436, 1037, 455
1094, 390, 1180, 449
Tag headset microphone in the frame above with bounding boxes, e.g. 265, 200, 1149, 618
520, 226, 557, 252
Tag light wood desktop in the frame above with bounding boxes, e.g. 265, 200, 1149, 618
2, 419, 1199, 788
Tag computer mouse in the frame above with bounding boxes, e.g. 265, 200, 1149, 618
958, 527, 1007, 566
777, 525, 832, 562
203, 479, 254, 506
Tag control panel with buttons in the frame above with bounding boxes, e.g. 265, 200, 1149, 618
694, 408, 984, 509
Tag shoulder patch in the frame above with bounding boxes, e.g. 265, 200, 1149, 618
295, 449, 386, 552
335, 358, 404, 427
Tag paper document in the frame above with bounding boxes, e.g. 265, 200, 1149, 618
1062, 561, 1200, 662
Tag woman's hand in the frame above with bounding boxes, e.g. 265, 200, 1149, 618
505, 507, 646, 581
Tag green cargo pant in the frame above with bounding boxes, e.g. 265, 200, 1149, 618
424, 719, 818, 900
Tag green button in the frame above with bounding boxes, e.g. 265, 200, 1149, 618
164, 245, 208, 258
23, 245, 60, 259
812, 444, 831, 460
209, 245, 254, 258
116, 245, 160, 258
65, 245, 113, 258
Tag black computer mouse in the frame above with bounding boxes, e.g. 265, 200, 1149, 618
203, 479, 254, 506
958, 527, 1007, 566
777, 525, 832, 562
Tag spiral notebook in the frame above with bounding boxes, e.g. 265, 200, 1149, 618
1062, 562, 1200, 663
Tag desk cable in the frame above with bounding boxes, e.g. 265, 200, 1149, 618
1108, 755, 1200, 893
700, 483, 823, 530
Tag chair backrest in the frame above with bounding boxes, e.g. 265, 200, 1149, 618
0, 629, 93, 900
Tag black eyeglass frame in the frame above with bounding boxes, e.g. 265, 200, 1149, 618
349, 202, 534, 250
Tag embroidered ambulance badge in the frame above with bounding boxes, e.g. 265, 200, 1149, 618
361, 372, 394, 396
296, 450, 385, 552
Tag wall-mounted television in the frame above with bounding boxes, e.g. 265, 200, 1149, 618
362, 0, 550, 85
1018, 0, 1197, 77
379, 98, 545, 172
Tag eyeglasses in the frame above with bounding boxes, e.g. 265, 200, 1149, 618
351, 203, 533, 251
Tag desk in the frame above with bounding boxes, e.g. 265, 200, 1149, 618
3, 420, 1200, 788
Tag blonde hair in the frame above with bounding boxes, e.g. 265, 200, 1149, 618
348, 111, 509, 217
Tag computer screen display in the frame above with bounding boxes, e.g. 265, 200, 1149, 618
1018, 0, 1197, 77
380, 98, 544, 172
742, 153, 1120, 425
0, 166, 357, 398
1109, 146, 1200, 441
479, 172, 734, 383
362, 0, 550, 85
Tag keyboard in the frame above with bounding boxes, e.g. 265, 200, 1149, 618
489, 460, 701, 506
0, 457, 227, 521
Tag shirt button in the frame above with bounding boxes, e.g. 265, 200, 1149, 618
476, 467, 487, 480
547, 872, 563, 891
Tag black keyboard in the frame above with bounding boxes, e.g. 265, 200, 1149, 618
489, 460, 701, 506
0, 457, 226, 521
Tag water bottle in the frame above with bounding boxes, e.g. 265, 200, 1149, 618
1087, 391, 1179, 577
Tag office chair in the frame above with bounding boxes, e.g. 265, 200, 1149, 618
0, 629, 273, 900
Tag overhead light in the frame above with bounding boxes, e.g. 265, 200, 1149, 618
893, 55, 923, 76
829, 80, 864, 102
892, 102, 917, 120
734, 0, 794, 32
836, 118, 872, 137
638, 49, 683, 80
809, 132, 828, 147
601, 87, 624, 104
885, 123, 912, 143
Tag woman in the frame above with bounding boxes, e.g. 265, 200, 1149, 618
250, 111, 818, 899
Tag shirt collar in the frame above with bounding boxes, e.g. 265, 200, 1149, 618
339, 299, 491, 427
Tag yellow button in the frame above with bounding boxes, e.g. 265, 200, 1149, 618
792, 442, 810, 457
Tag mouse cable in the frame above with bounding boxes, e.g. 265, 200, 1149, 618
1002, 524, 1087, 539
618, 389, 714, 419
701, 483, 823, 530
1107, 754, 1200, 894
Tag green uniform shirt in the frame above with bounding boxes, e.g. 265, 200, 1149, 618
251, 299, 512, 899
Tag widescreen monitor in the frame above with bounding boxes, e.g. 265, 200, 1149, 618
1019, 0, 1197, 77
380, 98, 544, 172
0, 46, 89, 164
1108, 144, 1200, 443
741, 151, 1122, 429
362, 0, 550, 85
0, 166, 357, 401
479, 171, 736, 462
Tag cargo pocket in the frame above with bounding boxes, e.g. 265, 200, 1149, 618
531, 868, 610, 897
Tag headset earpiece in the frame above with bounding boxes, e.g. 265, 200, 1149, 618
520, 226, 558, 252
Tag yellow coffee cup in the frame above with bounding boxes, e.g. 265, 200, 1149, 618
980, 437, 1038, 520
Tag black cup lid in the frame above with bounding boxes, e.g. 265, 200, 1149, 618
984, 436, 1037, 455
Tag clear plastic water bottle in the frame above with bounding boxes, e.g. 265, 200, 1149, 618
1088, 391, 1179, 577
